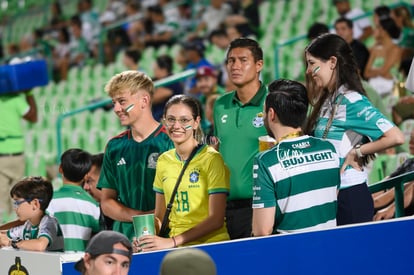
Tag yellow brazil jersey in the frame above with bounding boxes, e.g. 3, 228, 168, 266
153, 144, 230, 245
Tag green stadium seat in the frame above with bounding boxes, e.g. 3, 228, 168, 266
85, 129, 105, 154
25, 152, 47, 177
94, 63, 105, 78
169, 44, 181, 58
68, 67, 81, 81
5, 0, 402, 180
398, 119, 414, 153
157, 45, 169, 56
61, 131, 71, 152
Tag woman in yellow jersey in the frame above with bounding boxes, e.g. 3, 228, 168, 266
136, 95, 230, 252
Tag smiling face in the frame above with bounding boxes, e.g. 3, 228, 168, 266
163, 103, 199, 146
111, 90, 149, 126
226, 47, 262, 88
305, 52, 337, 90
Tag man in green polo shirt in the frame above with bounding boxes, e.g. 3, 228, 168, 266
213, 38, 267, 239
0, 91, 37, 223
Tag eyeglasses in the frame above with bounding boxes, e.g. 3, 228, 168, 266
13, 199, 32, 209
163, 117, 193, 127
12, 198, 42, 209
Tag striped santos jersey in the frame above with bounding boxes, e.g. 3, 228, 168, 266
314, 86, 394, 189
154, 144, 230, 245
47, 184, 101, 252
7, 214, 64, 252
252, 135, 340, 233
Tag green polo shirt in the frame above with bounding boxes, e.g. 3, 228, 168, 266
213, 83, 268, 200
0, 94, 29, 153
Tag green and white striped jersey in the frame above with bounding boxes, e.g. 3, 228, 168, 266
253, 135, 340, 233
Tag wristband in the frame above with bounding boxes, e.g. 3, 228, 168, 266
355, 144, 364, 158
11, 239, 21, 249
172, 236, 177, 248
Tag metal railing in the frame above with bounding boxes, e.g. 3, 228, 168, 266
55, 69, 196, 163
369, 170, 414, 218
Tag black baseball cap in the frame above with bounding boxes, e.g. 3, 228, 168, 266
183, 40, 205, 55
74, 231, 133, 272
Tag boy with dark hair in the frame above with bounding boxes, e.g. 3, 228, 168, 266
0, 177, 64, 251
48, 148, 101, 252
84, 153, 114, 230
84, 153, 104, 202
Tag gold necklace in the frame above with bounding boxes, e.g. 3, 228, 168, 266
277, 131, 303, 144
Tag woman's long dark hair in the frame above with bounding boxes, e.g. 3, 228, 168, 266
304, 33, 366, 134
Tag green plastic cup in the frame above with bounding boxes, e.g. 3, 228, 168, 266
133, 214, 155, 238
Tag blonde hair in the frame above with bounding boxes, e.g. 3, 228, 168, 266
105, 70, 154, 98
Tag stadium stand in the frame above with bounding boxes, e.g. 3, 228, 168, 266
0, 0, 411, 197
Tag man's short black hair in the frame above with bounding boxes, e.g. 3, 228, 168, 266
226, 37, 263, 63
208, 28, 227, 43
125, 48, 142, 64
266, 79, 308, 128
91, 153, 104, 170
307, 22, 329, 40
334, 17, 353, 29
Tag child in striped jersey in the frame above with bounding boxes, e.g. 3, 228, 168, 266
48, 148, 101, 252
0, 176, 64, 251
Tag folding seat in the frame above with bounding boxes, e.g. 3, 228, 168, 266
398, 119, 414, 153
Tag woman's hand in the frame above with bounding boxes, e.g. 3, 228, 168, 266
133, 235, 175, 252
340, 148, 363, 173
374, 205, 395, 221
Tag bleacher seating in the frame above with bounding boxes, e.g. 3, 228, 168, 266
0, 0, 410, 179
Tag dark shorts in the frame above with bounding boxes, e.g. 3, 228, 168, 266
337, 183, 374, 225
225, 199, 252, 239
